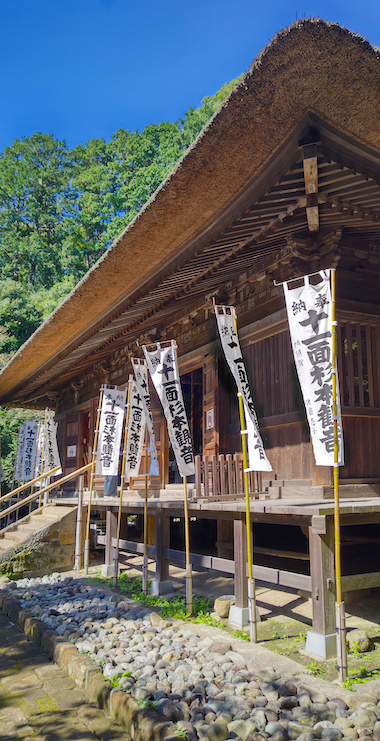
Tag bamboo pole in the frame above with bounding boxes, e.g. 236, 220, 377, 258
39, 410, 48, 508
113, 378, 131, 588
172, 341, 193, 615
233, 309, 257, 643
75, 475, 84, 570
142, 429, 149, 596
84, 386, 104, 574
16, 422, 25, 522
331, 269, 347, 682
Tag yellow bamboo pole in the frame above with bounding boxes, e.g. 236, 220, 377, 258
331, 269, 347, 682
30, 421, 41, 514
172, 341, 192, 615
16, 422, 25, 522
39, 410, 48, 508
113, 378, 131, 588
183, 474, 192, 615
84, 386, 104, 574
233, 309, 257, 642
142, 429, 149, 596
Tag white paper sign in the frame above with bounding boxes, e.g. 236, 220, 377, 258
96, 387, 127, 476
33, 423, 44, 480
215, 305, 272, 472
143, 341, 195, 477
283, 271, 344, 466
43, 412, 62, 474
125, 379, 146, 480
131, 359, 159, 475
14, 424, 24, 482
21, 421, 38, 481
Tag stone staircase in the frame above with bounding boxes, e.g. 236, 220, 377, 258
0, 503, 78, 577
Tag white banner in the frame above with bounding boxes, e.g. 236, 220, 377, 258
21, 421, 38, 481
33, 423, 44, 481
143, 341, 195, 477
42, 412, 62, 474
215, 305, 272, 472
131, 358, 159, 476
283, 271, 344, 466
14, 424, 24, 482
125, 379, 146, 480
96, 387, 126, 476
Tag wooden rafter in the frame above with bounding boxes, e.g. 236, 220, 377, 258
303, 143, 319, 232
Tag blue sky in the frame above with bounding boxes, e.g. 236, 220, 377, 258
0, 0, 378, 152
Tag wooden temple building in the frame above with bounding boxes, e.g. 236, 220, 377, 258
0, 20, 379, 657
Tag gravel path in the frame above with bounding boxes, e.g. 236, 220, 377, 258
3, 574, 380, 741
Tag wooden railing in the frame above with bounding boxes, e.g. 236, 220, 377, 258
0, 462, 92, 528
194, 453, 262, 500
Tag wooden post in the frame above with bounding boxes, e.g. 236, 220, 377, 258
104, 508, 117, 575
233, 516, 248, 609
151, 509, 172, 595
84, 386, 104, 574
307, 517, 336, 658
113, 378, 130, 588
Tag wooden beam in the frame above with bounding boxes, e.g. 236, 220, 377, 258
303, 145, 319, 232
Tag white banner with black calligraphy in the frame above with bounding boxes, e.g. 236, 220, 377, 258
283, 271, 344, 466
215, 305, 272, 472
14, 424, 24, 482
96, 387, 127, 476
43, 412, 62, 474
21, 421, 38, 481
33, 423, 44, 481
125, 379, 146, 480
143, 341, 195, 477
131, 359, 159, 475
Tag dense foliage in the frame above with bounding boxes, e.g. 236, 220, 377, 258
0, 78, 239, 480
0, 80, 238, 358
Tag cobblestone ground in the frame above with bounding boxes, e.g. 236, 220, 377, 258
0, 613, 130, 741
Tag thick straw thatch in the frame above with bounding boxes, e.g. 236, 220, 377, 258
0, 19, 379, 402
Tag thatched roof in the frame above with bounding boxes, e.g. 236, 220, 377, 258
0, 19, 379, 405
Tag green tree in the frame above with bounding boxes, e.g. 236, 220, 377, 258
0, 279, 42, 354
0, 132, 73, 288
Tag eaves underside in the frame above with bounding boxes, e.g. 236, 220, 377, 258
5, 112, 380, 407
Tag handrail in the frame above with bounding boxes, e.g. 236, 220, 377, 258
0, 462, 92, 524
0, 465, 62, 505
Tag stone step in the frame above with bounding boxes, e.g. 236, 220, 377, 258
0, 530, 26, 543
0, 536, 21, 550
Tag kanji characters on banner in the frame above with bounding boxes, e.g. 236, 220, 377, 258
283, 270, 344, 466
143, 341, 195, 477
43, 412, 62, 474
20, 421, 38, 481
96, 387, 127, 476
131, 358, 159, 475
33, 423, 44, 481
125, 379, 146, 480
14, 423, 24, 482
214, 305, 272, 472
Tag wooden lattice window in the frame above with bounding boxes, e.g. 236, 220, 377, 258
338, 322, 380, 408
